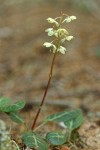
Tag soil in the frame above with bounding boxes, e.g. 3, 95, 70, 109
0, 1, 100, 150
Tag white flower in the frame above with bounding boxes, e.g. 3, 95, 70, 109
71, 16, 77, 20
45, 28, 54, 36
54, 31, 58, 38
61, 38, 66, 43
55, 28, 69, 38
58, 46, 67, 54
63, 16, 77, 23
47, 18, 59, 27
66, 36, 73, 41
61, 36, 73, 43
43, 42, 56, 53
43, 42, 52, 48
57, 29, 68, 35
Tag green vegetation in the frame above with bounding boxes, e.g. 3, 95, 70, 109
0, 13, 83, 150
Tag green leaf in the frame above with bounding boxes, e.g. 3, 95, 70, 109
3, 101, 26, 112
64, 110, 83, 130
8, 112, 24, 124
23, 131, 48, 150
45, 109, 82, 123
0, 97, 11, 111
46, 131, 67, 146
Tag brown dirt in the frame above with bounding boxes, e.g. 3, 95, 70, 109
0, 1, 100, 150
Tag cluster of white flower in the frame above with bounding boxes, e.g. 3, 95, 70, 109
43, 14, 76, 54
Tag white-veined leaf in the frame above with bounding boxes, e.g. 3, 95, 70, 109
9, 112, 24, 124
46, 131, 67, 145
3, 101, 25, 112
23, 131, 48, 150
64, 110, 83, 130
45, 109, 82, 123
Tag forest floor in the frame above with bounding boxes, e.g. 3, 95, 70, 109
0, 1, 100, 150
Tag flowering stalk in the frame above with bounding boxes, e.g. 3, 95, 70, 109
31, 14, 76, 130
31, 51, 57, 130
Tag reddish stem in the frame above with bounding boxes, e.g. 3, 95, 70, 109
31, 52, 57, 130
